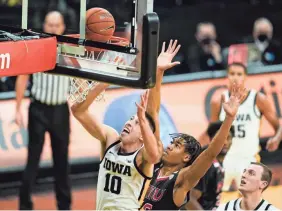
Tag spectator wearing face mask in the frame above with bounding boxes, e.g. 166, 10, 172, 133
244, 17, 282, 66
186, 22, 224, 72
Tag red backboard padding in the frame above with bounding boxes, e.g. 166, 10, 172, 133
0, 36, 57, 77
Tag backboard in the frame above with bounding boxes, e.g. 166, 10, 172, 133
0, 0, 159, 89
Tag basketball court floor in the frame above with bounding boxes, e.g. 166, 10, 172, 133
0, 177, 282, 210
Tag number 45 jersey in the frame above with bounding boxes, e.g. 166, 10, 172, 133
96, 141, 151, 210
219, 89, 261, 158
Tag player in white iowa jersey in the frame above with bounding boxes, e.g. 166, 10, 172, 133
210, 62, 282, 191
71, 40, 181, 210
217, 162, 278, 211
95, 91, 154, 210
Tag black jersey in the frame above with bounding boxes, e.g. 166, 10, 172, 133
194, 160, 224, 210
141, 165, 189, 210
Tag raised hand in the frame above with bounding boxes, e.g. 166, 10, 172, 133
222, 82, 246, 118
136, 90, 149, 122
157, 40, 181, 72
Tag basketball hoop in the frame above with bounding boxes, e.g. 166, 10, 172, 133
67, 36, 131, 104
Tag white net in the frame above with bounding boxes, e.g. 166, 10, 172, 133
67, 37, 134, 104
68, 78, 104, 103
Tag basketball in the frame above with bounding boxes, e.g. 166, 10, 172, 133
86, 8, 115, 43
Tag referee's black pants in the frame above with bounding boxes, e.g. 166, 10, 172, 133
19, 100, 71, 210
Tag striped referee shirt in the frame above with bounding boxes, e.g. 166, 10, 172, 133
217, 198, 278, 211
31, 73, 70, 105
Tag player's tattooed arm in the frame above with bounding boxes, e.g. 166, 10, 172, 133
71, 83, 119, 148
256, 93, 282, 151
146, 40, 181, 160
172, 82, 246, 207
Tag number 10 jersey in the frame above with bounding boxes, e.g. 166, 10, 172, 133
96, 140, 151, 210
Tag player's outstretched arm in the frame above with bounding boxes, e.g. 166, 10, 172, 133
146, 40, 181, 159
136, 91, 160, 164
146, 40, 181, 116
71, 83, 119, 147
256, 93, 282, 151
173, 82, 246, 207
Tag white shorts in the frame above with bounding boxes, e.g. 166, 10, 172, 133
222, 156, 257, 191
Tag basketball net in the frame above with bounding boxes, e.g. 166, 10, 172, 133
68, 36, 130, 104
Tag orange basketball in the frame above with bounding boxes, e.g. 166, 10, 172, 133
86, 8, 115, 43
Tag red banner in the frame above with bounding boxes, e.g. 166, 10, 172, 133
0, 37, 57, 77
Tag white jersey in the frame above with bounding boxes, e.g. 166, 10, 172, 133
96, 141, 150, 210
219, 89, 261, 158
217, 198, 278, 211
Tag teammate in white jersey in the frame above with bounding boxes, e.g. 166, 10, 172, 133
217, 162, 278, 211
210, 62, 282, 191
71, 40, 181, 210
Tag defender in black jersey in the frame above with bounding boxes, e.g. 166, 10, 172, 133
182, 121, 234, 210
141, 82, 246, 210
217, 162, 278, 211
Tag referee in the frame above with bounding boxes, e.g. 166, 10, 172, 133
15, 11, 71, 210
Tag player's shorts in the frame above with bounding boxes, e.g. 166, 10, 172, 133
222, 155, 258, 191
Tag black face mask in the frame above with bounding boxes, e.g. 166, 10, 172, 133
257, 34, 269, 42
201, 37, 213, 45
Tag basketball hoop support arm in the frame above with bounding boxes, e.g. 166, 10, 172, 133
80, 0, 86, 40
22, 0, 28, 29
136, 0, 158, 88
